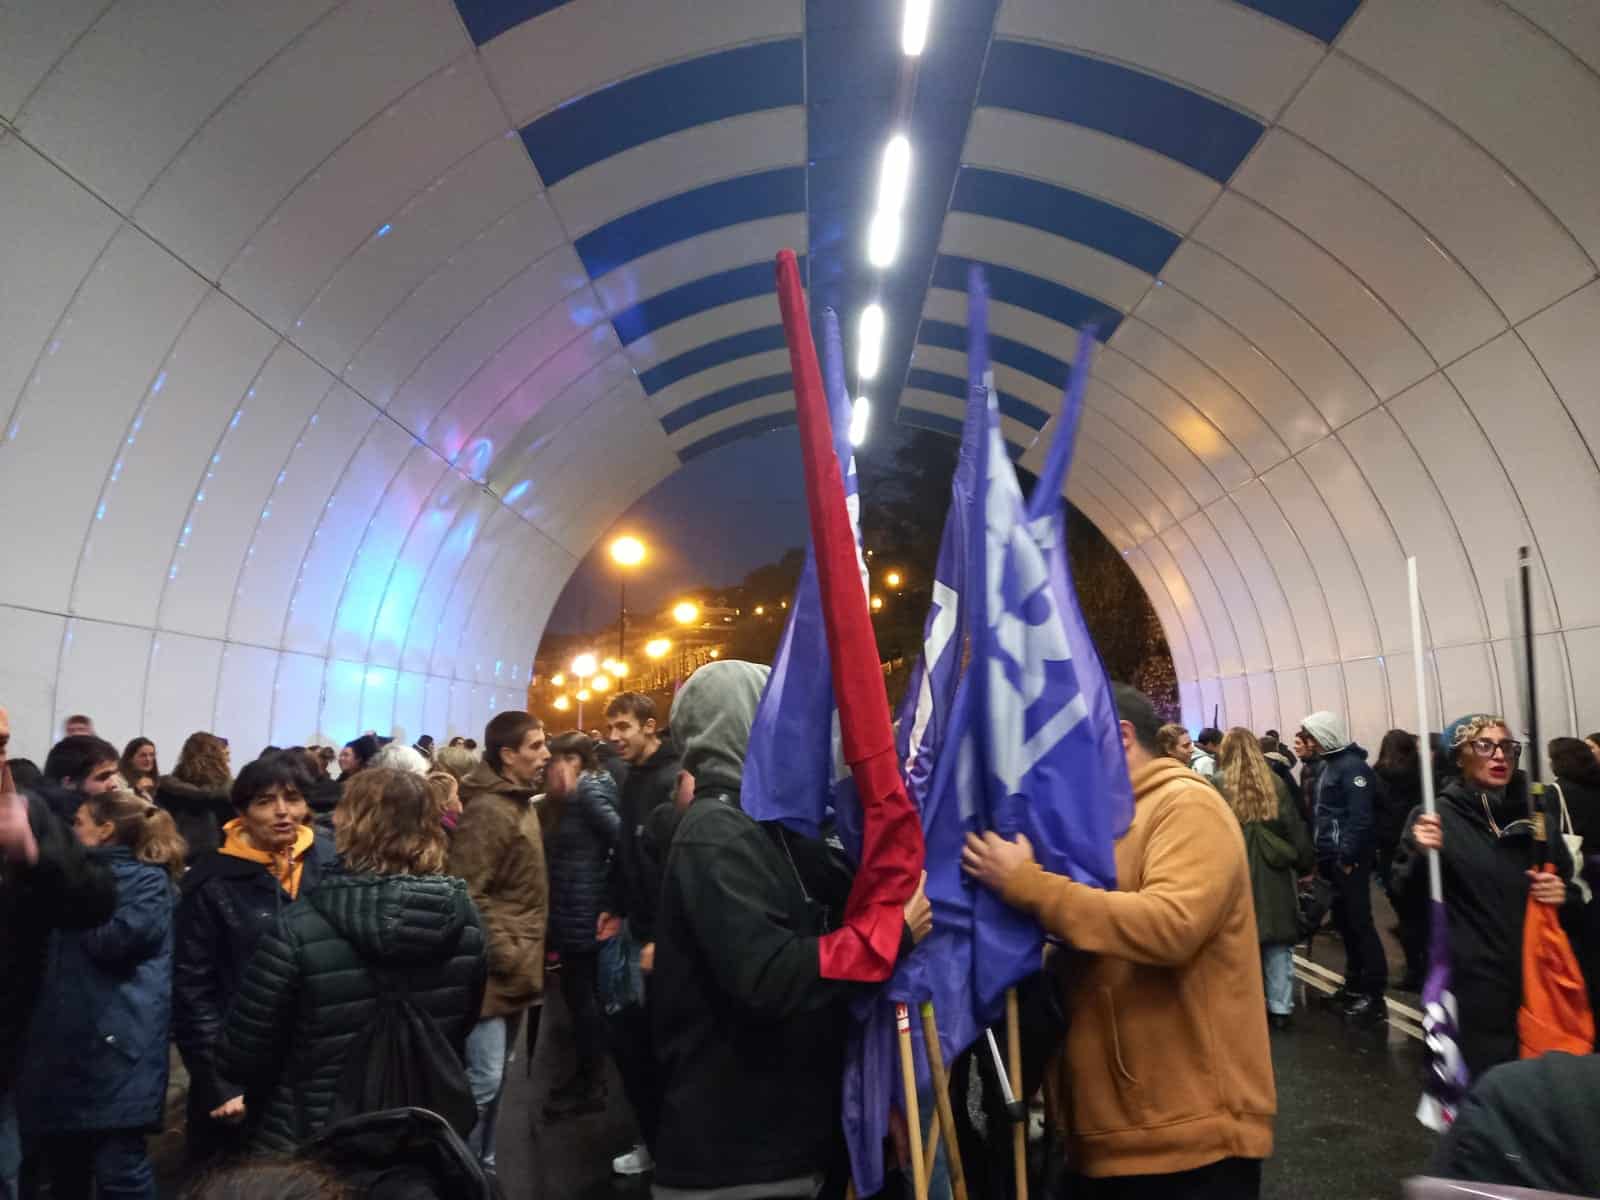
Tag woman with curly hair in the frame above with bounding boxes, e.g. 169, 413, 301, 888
119, 737, 160, 801
157, 732, 234, 862
215, 768, 486, 1152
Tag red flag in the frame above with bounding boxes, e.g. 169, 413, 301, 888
1518, 863, 1594, 1059
774, 250, 925, 981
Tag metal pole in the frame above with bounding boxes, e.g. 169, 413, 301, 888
1406, 558, 1443, 902
619, 578, 627, 660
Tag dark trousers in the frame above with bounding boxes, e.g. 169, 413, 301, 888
1325, 860, 1388, 997
31, 1131, 154, 1200
607, 992, 661, 1148
1064, 1157, 1261, 1199
560, 949, 606, 1090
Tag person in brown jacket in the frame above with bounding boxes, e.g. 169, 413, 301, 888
446, 711, 549, 1173
963, 683, 1275, 1199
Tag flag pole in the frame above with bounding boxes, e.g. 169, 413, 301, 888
1519, 546, 1545, 849
1406, 558, 1442, 902
1005, 988, 1027, 1200
919, 1000, 968, 1200
896, 1003, 928, 1200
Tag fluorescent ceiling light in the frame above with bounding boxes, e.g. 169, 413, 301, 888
867, 210, 901, 268
877, 134, 912, 217
902, 0, 931, 56
850, 396, 871, 447
857, 304, 885, 380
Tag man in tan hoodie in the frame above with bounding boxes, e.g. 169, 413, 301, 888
963, 684, 1275, 1199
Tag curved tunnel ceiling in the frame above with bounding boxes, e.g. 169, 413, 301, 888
1, 0, 1597, 761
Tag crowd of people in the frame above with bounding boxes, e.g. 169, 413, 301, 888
1, 686, 1597, 1200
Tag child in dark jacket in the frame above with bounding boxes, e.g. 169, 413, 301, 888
18, 790, 186, 1200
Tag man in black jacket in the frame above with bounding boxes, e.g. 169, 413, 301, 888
598, 692, 679, 1175
1, 706, 117, 1196
37, 734, 120, 822
651, 662, 930, 1197
1300, 710, 1388, 1025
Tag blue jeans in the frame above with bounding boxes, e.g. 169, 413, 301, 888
1262, 943, 1295, 1016
465, 1016, 510, 1169
0, 1092, 18, 1200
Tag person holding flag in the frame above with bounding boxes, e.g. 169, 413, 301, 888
962, 682, 1276, 1199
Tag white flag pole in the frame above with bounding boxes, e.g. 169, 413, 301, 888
1406, 556, 1442, 902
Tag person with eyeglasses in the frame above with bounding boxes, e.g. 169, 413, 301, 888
1398, 714, 1580, 1079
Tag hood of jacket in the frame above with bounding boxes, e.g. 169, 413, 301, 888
308, 870, 472, 966
1300, 711, 1349, 754
669, 660, 770, 795
1131, 755, 1206, 799
459, 759, 535, 805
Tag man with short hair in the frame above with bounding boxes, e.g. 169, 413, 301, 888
39, 735, 120, 821
446, 711, 549, 1173
61, 715, 94, 738
963, 684, 1275, 1198
1299, 711, 1387, 1025
1191, 727, 1222, 778
598, 692, 680, 1175
2, 706, 116, 1198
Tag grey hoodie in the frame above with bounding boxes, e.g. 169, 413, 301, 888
669, 660, 771, 795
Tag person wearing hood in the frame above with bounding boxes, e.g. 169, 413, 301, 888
39, 734, 122, 822
1299, 710, 1388, 1024
1396, 715, 1579, 1079
963, 685, 1275, 1196
215, 768, 486, 1153
18, 790, 186, 1200
445, 710, 549, 1171
1, 706, 117, 1199
652, 661, 932, 1196
156, 731, 235, 862
173, 750, 335, 1163
1258, 734, 1298, 795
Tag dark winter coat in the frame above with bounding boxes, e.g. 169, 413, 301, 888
1229, 775, 1315, 946
595, 741, 630, 792
156, 776, 234, 862
545, 769, 621, 954
17, 847, 175, 1135
1551, 769, 1600, 1013
652, 788, 864, 1189
172, 833, 337, 1112
445, 762, 546, 1016
1373, 762, 1422, 860
611, 739, 681, 944
1394, 777, 1579, 1080
1311, 743, 1377, 867
215, 870, 487, 1154
0, 793, 116, 1093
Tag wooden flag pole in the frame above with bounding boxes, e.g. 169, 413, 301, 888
1006, 988, 1027, 1200
897, 1003, 928, 1200
919, 1000, 968, 1200
923, 1113, 941, 1183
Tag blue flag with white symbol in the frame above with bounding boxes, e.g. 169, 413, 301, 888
965, 279, 1135, 1018
743, 307, 866, 857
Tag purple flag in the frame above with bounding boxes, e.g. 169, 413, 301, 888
1417, 900, 1470, 1130
742, 308, 866, 855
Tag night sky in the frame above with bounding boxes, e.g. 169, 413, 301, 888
545, 427, 812, 634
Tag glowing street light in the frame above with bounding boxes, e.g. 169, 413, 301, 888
871, 595, 884, 611
673, 601, 700, 626
709, 649, 721, 659
550, 673, 565, 687
576, 688, 591, 702
645, 638, 671, 660
609, 535, 647, 660
609, 535, 646, 568
552, 695, 570, 712
572, 653, 597, 680
885, 571, 902, 589
754, 605, 765, 616
610, 661, 628, 679
591, 673, 611, 693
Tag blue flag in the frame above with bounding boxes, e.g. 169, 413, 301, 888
965, 277, 1135, 1018
743, 308, 866, 856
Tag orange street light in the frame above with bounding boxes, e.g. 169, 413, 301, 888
871, 595, 884, 611
552, 695, 570, 712
610, 661, 628, 678
609, 535, 646, 568
885, 571, 902, 589
591, 673, 611, 693
673, 601, 700, 625
550, 673, 565, 687
754, 605, 765, 616
645, 638, 670, 660
576, 688, 591, 702
572, 653, 597, 679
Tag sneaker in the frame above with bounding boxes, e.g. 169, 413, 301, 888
1327, 985, 1356, 1008
612, 1144, 654, 1176
1268, 1013, 1294, 1032
1343, 995, 1387, 1027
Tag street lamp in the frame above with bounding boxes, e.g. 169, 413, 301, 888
609, 535, 647, 659
645, 638, 670, 659
592, 673, 611, 693
551, 673, 565, 687
871, 595, 884, 611
673, 601, 699, 626
754, 605, 765, 616
610, 661, 628, 679
553, 695, 570, 712
885, 571, 902, 589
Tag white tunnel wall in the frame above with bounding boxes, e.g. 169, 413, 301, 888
4, 0, 1600, 770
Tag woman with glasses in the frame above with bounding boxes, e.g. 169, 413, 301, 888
1399, 714, 1579, 1078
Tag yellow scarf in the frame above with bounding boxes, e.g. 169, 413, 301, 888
219, 818, 315, 899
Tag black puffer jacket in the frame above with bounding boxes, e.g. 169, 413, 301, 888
172, 833, 336, 1112
215, 870, 487, 1154
546, 770, 621, 954
1, 792, 116, 1092
156, 776, 234, 862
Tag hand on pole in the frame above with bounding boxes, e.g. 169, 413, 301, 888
903, 871, 932, 945
1412, 812, 1443, 852
1527, 869, 1566, 906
